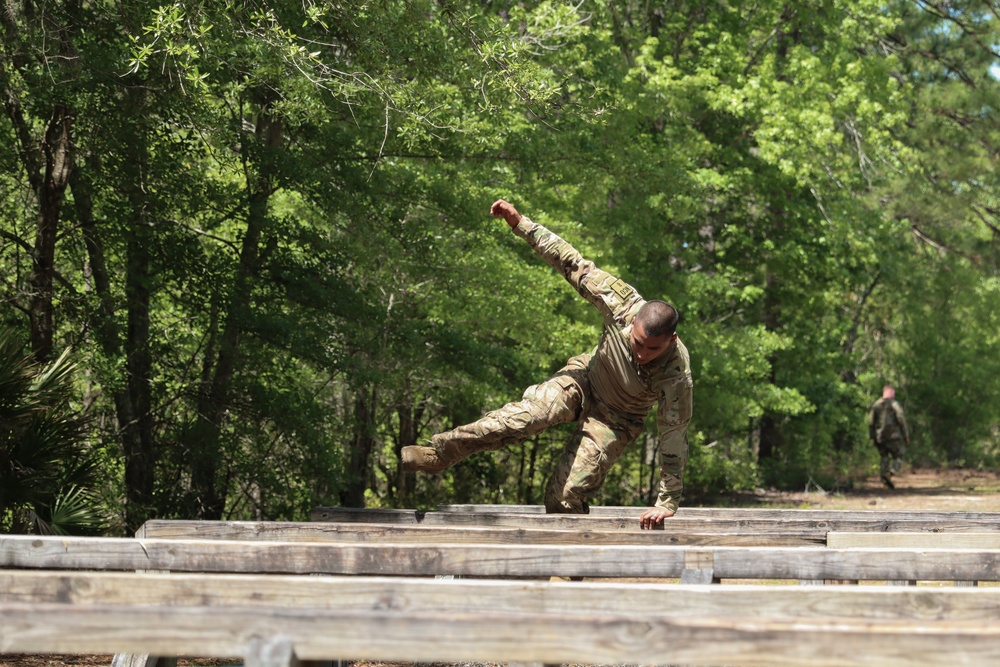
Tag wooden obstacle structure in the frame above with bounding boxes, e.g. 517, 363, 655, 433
2, 505, 1000, 666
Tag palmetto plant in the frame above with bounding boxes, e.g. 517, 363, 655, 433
0, 330, 105, 535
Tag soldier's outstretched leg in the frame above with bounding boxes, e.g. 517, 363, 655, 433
402, 354, 590, 473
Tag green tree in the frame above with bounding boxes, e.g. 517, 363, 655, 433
472, 1, 911, 494
864, 0, 1000, 467
3, 0, 999, 524
64, 0, 556, 524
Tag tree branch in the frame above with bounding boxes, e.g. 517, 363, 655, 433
842, 271, 881, 356
910, 222, 981, 264
972, 203, 1000, 236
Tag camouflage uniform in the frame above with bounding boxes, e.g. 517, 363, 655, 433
429, 217, 693, 514
868, 396, 909, 482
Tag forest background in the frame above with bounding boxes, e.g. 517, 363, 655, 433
2, 0, 999, 536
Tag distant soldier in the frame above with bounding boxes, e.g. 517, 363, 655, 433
868, 385, 910, 489
402, 199, 693, 529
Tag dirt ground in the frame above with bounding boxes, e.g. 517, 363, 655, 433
4, 467, 999, 667
715, 466, 1000, 511
0, 656, 230, 667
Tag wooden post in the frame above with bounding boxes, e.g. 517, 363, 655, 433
246, 637, 300, 667
680, 549, 719, 584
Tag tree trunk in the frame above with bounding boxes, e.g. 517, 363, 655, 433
191, 103, 282, 519
110, 85, 158, 533
73, 164, 154, 533
521, 437, 539, 504
1, 5, 78, 363
758, 270, 782, 462
341, 386, 377, 508
123, 193, 154, 530
394, 382, 420, 502
28, 105, 74, 362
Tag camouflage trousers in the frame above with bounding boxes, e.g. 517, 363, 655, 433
430, 353, 644, 514
875, 437, 906, 478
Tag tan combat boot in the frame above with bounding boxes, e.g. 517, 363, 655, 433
401, 433, 491, 473
400, 446, 451, 473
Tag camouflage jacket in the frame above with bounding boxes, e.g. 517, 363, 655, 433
869, 397, 909, 444
513, 217, 693, 511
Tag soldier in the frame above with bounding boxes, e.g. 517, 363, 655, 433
868, 384, 910, 489
402, 199, 693, 529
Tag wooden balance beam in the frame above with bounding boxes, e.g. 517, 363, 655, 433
436, 504, 1000, 522
138, 519, 825, 546
2, 534, 999, 582
310, 505, 1000, 534
2, 570, 998, 620
3, 572, 1000, 666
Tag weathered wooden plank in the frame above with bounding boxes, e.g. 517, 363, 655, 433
704, 547, 1000, 582
8, 571, 1000, 621
829, 532, 1000, 549
311, 506, 1000, 533
3, 535, 1000, 581
3, 601, 1000, 667
138, 519, 824, 546
435, 504, 1000, 522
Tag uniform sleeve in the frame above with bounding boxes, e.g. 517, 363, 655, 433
892, 402, 910, 442
654, 371, 693, 512
513, 217, 644, 325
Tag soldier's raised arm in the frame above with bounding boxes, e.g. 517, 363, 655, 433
491, 199, 643, 325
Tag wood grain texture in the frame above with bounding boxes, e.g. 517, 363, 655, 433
3, 601, 1000, 666
139, 519, 824, 546
3, 535, 1000, 581
311, 506, 1000, 533
828, 532, 1000, 549
436, 504, 1000, 522
5, 570, 1000, 620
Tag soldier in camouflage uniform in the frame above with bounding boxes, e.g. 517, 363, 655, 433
402, 199, 693, 529
868, 385, 910, 489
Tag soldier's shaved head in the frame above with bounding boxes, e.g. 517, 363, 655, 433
635, 300, 679, 338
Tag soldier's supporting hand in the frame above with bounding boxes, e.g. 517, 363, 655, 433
639, 506, 675, 529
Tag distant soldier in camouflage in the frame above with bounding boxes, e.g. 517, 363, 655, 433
868, 385, 910, 489
402, 199, 693, 529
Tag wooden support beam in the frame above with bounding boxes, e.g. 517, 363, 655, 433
310, 506, 1000, 533
109, 655, 169, 667
246, 637, 299, 667
3, 601, 1000, 667
435, 504, 1000, 522
4, 571, 999, 621
138, 519, 823, 546
828, 532, 1000, 549
3, 535, 1000, 582
680, 549, 719, 584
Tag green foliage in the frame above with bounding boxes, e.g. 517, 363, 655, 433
1, 0, 999, 523
0, 330, 104, 535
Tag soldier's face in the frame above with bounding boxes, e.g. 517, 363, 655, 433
630, 320, 675, 366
